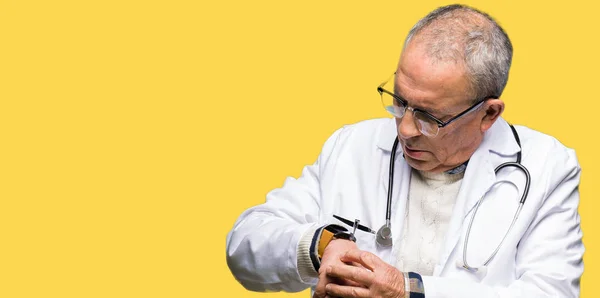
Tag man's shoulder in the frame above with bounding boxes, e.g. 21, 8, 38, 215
332, 118, 394, 146
320, 118, 394, 157
336, 118, 392, 136
514, 124, 579, 169
515, 125, 573, 151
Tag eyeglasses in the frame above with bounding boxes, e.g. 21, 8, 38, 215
377, 73, 494, 137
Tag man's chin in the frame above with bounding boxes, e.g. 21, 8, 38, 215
404, 156, 434, 172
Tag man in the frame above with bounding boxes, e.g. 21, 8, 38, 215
226, 4, 584, 298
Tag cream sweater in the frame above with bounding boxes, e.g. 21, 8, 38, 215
296, 168, 464, 281
395, 169, 464, 275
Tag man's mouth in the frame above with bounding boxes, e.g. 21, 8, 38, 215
404, 145, 426, 159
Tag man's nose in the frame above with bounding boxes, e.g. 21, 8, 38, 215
398, 111, 422, 139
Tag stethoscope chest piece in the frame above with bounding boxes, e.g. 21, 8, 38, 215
376, 222, 393, 247
376, 138, 401, 248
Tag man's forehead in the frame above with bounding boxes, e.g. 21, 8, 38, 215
395, 61, 468, 96
394, 47, 471, 114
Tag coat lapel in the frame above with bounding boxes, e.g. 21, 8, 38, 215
434, 118, 521, 274
373, 117, 521, 274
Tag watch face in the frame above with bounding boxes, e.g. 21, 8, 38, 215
334, 231, 356, 242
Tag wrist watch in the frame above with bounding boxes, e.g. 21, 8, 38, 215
317, 221, 359, 260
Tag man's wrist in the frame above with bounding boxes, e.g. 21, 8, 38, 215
318, 224, 355, 259
309, 224, 349, 272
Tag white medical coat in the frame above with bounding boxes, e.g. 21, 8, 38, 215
226, 117, 584, 297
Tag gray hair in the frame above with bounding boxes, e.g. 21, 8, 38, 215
403, 4, 513, 102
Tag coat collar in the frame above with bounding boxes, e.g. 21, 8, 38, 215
376, 118, 400, 152
375, 117, 520, 158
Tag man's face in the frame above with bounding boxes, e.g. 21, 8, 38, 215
394, 42, 486, 173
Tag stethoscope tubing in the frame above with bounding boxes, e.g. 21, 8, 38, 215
379, 124, 530, 272
462, 161, 530, 271
386, 138, 400, 225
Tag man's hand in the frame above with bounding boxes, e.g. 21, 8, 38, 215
313, 239, 359, 298
323, 249, 405, 298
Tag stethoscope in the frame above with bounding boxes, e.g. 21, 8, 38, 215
376, 124, 531, 272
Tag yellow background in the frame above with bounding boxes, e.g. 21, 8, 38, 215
1, 0, 597, 297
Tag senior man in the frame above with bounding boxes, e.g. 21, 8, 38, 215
226, 4, 584, 298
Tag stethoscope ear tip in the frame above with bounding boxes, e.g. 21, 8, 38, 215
455, 260, 488, 278
477, 266, 488, 278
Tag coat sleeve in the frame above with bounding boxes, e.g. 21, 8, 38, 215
422, 148, 584, 298
225, 128, 344, 293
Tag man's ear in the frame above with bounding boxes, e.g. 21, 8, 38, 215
480, 99, 504, 132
